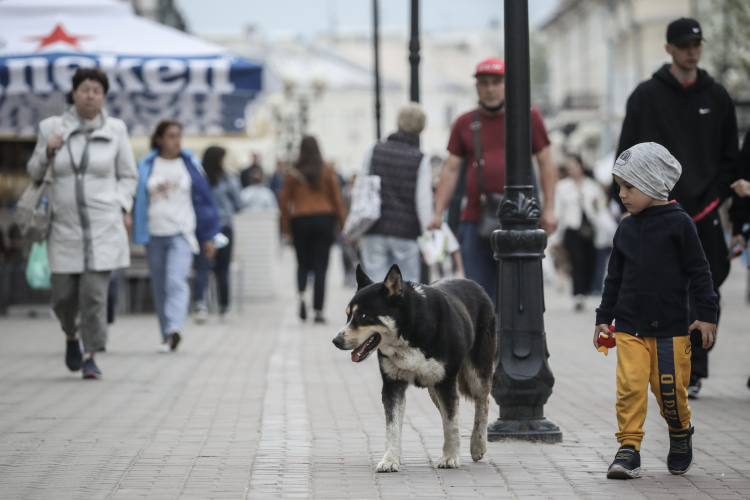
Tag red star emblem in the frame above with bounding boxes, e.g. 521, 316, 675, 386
26, 23, 92, 52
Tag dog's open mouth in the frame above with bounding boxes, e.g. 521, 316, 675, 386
351, 333, 381, 363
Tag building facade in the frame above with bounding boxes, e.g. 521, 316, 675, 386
540, 0, 695, 165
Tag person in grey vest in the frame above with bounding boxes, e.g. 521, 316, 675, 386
358, 103, 433, 282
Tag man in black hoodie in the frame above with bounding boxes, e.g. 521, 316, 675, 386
615, 18, 739, 397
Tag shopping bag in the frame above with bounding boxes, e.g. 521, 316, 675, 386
14, 116, 60, 243
342, 174, 381, 239
418, 222, 461, 265
26, 241, 51, 290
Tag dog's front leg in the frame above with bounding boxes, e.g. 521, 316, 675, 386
433, 381, 461, 468
377, 378, 407, 472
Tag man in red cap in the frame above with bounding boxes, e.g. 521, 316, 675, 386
427, 57, 557, 303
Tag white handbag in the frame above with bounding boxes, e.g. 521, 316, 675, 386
342, 161, 381, 239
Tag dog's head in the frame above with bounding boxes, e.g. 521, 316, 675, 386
332, 264, 406, 363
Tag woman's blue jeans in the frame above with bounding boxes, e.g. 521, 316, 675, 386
146, 234, 193, 341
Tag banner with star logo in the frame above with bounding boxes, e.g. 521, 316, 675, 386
0, 0, 263, 135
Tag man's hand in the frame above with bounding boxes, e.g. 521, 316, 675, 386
427, 213, 443, 231
122, 212, 132, 234
540, 207, 557, 235
46, 134, 63, 158
689, 320, 717, 349
203, 240, 217, 259
594, 324, 610, 350
282, 233, 292, 245
731, 179, 750, 198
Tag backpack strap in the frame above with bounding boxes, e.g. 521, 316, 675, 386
471, 108, 488, 201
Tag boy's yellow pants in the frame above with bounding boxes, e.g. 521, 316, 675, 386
615, 333, 692, 451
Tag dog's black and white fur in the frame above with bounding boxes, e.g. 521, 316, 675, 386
332, 264, 497, 472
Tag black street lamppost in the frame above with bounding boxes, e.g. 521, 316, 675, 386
373, 0, 382, 140
487, 0, 562, 443
409, 0, 420, 103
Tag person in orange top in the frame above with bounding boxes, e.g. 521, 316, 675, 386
279, 136, 347, 323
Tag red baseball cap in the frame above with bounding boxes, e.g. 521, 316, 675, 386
474, 57, 505, 77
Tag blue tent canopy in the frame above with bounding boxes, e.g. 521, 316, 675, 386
0, 0, 263, 135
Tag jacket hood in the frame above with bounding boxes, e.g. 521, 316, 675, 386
653, 64, 714, 92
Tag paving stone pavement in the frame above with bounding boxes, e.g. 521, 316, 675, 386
1, 246, 750, 499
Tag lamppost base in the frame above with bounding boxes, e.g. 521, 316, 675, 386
487, 417, 563, 443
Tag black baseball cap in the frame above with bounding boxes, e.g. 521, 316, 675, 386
667, 18, 705, 46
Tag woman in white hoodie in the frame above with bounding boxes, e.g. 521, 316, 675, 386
552, 154, 616, 310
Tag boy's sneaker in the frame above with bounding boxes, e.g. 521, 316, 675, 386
65, 339, 83, 371
686, 377, 701, 399
607, 445, 642, 479
167, 331, 181, 351
667, 424, 694, 475
82, 358, 101, 379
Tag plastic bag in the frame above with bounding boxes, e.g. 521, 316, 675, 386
26, 241, 51, 290
418, 222, 461, 265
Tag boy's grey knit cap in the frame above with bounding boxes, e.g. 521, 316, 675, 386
613, 142, 682, 201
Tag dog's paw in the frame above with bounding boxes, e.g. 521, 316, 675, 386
376, 458, 400, 472
437, 453, 461, 468
470, 437, 486, 461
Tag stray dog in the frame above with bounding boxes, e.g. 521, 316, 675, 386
332, 264, 497, 472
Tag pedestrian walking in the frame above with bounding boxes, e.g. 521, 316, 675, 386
279, 136, 347, 323
240, 164, 278, 210
268, 160, 287, 200
193, 146, 244, 323
553, 154, 616, 310
239, 152, 262, 188
427, 57, 557, 303
595, 143, 717, 479
132, 120, 222, 352
615, 18, 739, 397
357, 103, 433, 283
729, 129, 750, 247
26, 67, 138, 379
728, 130, 750, 389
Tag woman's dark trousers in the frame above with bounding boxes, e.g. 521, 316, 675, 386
291, 215, 335, 311
564, 228, 596, 297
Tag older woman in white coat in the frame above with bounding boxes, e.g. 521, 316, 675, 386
26, 67, 138, 379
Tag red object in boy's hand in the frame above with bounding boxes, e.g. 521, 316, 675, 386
598, 325, 617, 355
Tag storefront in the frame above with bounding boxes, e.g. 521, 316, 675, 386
0, 0, 263, 313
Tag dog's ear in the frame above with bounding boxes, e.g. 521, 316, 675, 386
383, 264, 403, 297
356, 264, 374, 290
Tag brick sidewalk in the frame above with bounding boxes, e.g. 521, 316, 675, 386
1, 247, 750, 499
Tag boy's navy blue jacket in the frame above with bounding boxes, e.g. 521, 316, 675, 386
596, 202, 718, 338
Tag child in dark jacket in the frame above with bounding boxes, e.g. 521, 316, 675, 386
595, 142, 718, 479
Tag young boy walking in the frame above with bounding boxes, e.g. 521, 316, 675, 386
595, 142, 718, 479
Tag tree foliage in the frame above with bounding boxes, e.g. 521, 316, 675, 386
701, 0, 750, 98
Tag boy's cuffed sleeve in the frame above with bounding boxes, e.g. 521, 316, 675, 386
679, 217, 719, 324
595, 226, 623, 325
